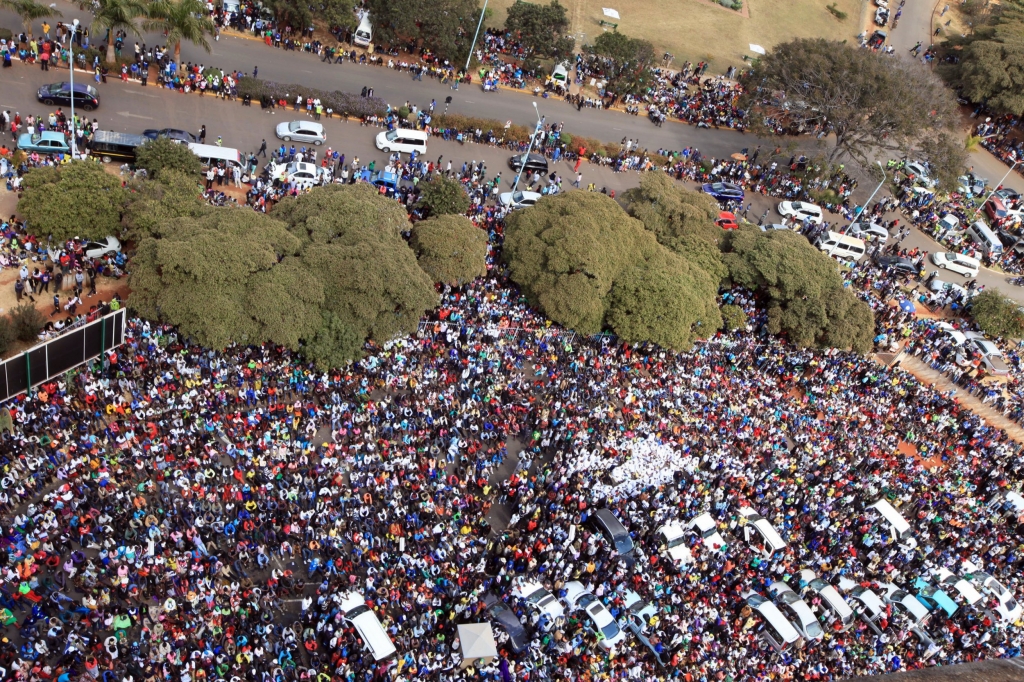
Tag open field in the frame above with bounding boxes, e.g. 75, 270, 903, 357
486, 0, 865, 71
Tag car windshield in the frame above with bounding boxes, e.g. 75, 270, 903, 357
385, 130, 399, 141
288, 122, 303, 132
747, 594, 767, 608
345, 604, 369, 618
578, 594, 597, 609
600, 620, 620, 640
701, 527, 718, 539
511, 191, 525, 203
809, 579, 829, 592
666, 535, 687, 548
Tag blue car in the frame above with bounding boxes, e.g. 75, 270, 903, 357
701, 181, 744, 203
370, 170, 399, 194
913, 577, 959, 617
17, 131, 72, 155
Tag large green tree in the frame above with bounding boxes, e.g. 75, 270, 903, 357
410, 215, 488, 285
740, 38, 960, 173
587, 31, 656, 96
122, 170, 208, 239
417, 175, 471, 218
83, 0, 147, 65
970, 289, 1024, 339
722, 228, 874, 352
939, 2, 1024, 115
504, 191, 720, 349
622, 172, 728, 283
134, 137, 203, 180
144, 0, 216, 64
19, 162, 128, 242
364, 0, 480, 62
504, 0, 574, 60
1, 0, 60, 40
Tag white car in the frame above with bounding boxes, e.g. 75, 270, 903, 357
688, 513, 727, 553
498, 190, 542, 210
759, 223, 790, 232
928, 279, 970, 300
930, 251, 980, 278
265, 161, 329, 190
560, 581, 628, 651
966, 333, 1010, 375
962, 562, 1023, 624
275, 120, 326, 146
512, 580, 564, 630
769, 582, 824, 642
848, 222, 889, 242
905, 161, 936, 188
84, 236, 121, 259
657, 521, 694, 569
777, 201, 824, 225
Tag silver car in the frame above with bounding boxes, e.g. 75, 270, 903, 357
275, 120, 326, 146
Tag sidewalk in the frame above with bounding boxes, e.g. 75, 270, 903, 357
895, 354, 1024, 443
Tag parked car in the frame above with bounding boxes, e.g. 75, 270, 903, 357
560, 582, 628, 651
736, 506, 787, 558
985, 197, 1011, 224
589, 509, 635, 559
18, 131, 72, 155
995, 188, 1020, 203
265, 161, 328, 189
759, 223, 790, 232
276, 120, 327, 145
688, 513, 727, 553
965, 333, 1011, 376
958, 174, 987, 197
847, 222, 889, 242
930, 252, 980, 278
498, 190, 543, 210
777, 201, 824, 225
743, 591, 801, 652
37, 81, 100, 110
619, 589, 667, 666
905, 161, 935, 188
142, 128, 198, 144
369, 170, 399, 193
838, 578, 888, 635
769, 582, 824, 642
796, 569, 855, 632
867, 30, 887, 48
961, 561, 1023, 624
512, 580, 564, 631
928, 279, 970, 300
84, 236, 121, 259
913, 576, 959, 618
932, 567, 984, 609
715, 211, 739, 230
701, 181, 744, 203
508, 153, 548, 174
879, 583, 941, 658
656, 521, 694, 570
482, 592, 529, 653
874, 253, 918, 276
874, 6, 889, 24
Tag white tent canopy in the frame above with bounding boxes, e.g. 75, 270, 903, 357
602, 7, 620, 19
458, 623, 497, 668
749, 44, 767, 55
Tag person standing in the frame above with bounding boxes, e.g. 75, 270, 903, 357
258, 139, 267, 157
199, 125, 207, 144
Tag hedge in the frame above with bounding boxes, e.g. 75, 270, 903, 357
235, 77, 388, 118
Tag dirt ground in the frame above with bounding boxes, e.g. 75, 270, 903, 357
485, 0, 862, 71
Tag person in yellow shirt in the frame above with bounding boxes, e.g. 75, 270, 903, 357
42, 22, 50, 39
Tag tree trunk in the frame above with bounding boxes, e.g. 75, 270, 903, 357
22, 19, 34, 41
106, 41, 116, 65
174, 41, 181, 64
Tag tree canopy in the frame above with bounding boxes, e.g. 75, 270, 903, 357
939, 1, 1024, 115
364, 0, 481, 62
410, 215, 488, 285
416, 175, 471, 217
504, 1, 574, 60
622, 172, 728, 283
19, 161, 128, 242
722, 228, 874, 352
504, 191, 720, 349
740, 39, 960, 174
970, 289, 1024, 339
587, 31, 657, 96
122, 170, 208, 239
134, 137, 203, 180
129, 184, 438, 367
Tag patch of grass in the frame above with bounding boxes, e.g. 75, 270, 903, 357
826, 3, 847, 20
487, 0, 860, 71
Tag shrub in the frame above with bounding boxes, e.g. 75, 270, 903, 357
0, 315, 16, 356
135, 137, 203, 179
0, 28, 13, 42
234, 77, 387, 118
9, 304, 45, 343
720, 304, 748, 331
827, 3, 848, 19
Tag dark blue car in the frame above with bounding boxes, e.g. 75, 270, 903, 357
701, 182, 744, 203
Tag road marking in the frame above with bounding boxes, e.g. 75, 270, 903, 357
1007, 659, 1024, 670
464, 100, 475, 103
117, 111, 154, 120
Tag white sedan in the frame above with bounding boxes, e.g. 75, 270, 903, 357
561, 581, 628, 651
265, 161, 329, 189
928, 279, 970, 300
498, 190, 542, 210
848, 222, 889, 242
275, 120, 326, 146
84, 236, 121, 259
777, 201, 824, 225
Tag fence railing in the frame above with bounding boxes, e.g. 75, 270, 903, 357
0, 307, 126, 403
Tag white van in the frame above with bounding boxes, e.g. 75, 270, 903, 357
815, 231, 867, 261
353, 13, 373, 47
930, 251, 980, 278
339, 592, 397, 661
743, 591, 801, 652
867, 498, 917, 550
375, 128, 428, 156
736, 507, 787, 559
966, 220, 1004, 257
657, 521, 694, 569
188, 143, 243, 171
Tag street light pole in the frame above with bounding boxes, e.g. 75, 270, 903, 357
68, 18, 80, 158
842, 161, 886, 235
464, 0, 489, 74
511, 102, 544, 196
973, 159, 1021, 222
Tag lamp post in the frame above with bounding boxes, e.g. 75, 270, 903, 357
510, 102, 544, 196
973, 159, 1021, 222
464, 0, 488, 74
68, 18, 80, 158
842, 161, 886, 236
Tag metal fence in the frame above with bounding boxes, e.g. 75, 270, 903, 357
0, 307, 126, 402
417, 321, 580, 345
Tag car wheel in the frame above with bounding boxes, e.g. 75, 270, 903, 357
381, 147, 390, 153
82, 105, 95, 112
42, 99, 55, 106
283, 136, 291, 142
314, 140, 322, 146
101, 155, 112, 163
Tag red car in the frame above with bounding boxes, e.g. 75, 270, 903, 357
985, 197, 1010, 224
716, 211, 739, 230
